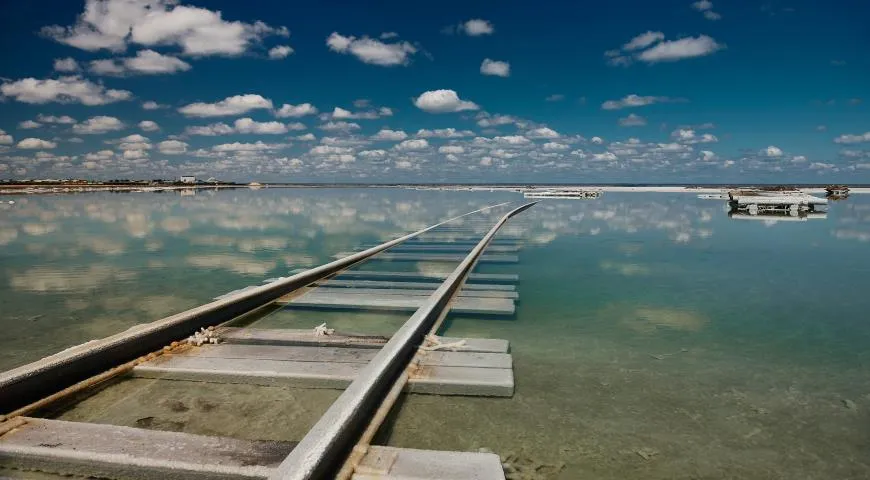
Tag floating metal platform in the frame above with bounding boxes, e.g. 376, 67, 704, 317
337, 252, 519, 264
0, 418, 504, 480
379, 244, 520, 253
304, 286, 518, 299
278, 289, 515, 315
0, 417, 292, 480
316, 279, 516, 292
326, 270, 519, 284
218, 328, 510, 353
132, 343, 514, 397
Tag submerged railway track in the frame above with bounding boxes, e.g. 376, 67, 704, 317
0, 202, 536, 480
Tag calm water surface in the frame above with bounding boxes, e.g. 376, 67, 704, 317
1, 188, 868, 479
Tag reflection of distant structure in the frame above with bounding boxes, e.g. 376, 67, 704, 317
179, 176, 196, 184
698, 193, 728, 199
729, 211, 827, 222
179, 189, 196, 196
825, 184, 850, 200
523, 189, 601, 199
727, 190, 828, 221
248, 182, 264, 190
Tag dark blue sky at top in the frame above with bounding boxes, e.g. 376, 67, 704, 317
0, 0, 867, 182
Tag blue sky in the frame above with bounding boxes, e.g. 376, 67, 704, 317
0, 0, 867, 183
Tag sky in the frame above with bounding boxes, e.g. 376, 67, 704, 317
0, 0, 868, 183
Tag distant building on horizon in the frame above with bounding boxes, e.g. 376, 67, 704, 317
179, 175, 196, 184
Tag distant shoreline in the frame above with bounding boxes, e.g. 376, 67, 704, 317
0, 184, 246, 196
1, 182, 868, 196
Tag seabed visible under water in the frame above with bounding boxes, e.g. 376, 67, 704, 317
1, 189, 869, 479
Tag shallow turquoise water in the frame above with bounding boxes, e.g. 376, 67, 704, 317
0, 188, 511, 371
1, 188, 869, 478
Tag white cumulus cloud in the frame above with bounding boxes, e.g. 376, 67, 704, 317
37, 114, 76, 124
138, 120, 159, 132
212, 141, 285, 152
480, 59, 510, 77
17, 138, 57, 149
90, 50, 191, 76
416, 128, 475, 138
619, 113, 647, 127
326, 32, 418, 66
233, 117, 289, 134
543, 142, 569, 151
330, 106, 387, 120
395, 139, 429, 151
372, 129, 408, 141
275, 103, 318, 118
414, 89, 479, 113
834, 132, 870, 144
319, 121, 361, 132
72, 115, 125, 134
691, 0, 722, 20
493, 135, 530, 145
142, 101, 166, 110
179, 94, 273, 117
53, 57, 80, 72
185, 122, 234, 136
268, 45, 294, 59
476, 113, 518, 127
608, 32, 723, 66
158, 140, 188, 154
439, 145, 465, 154
41, 0, 289, 56
671, 129, 718, 144
763, 146, 783, 157
0, 76, 131, 105
458, 19, 494, 36
526, 127, 560, 139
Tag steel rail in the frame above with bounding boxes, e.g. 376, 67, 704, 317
0, 202, 511, 415
270, 201, 537, 480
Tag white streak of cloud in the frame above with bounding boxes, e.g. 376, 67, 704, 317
638, 35, 724, 63
0, 76, 131, 105
834, 132, 870, 144
179, 94, 273, 117
326, 32, 418, 66
602, 94, 682, 110
623, 31, 665, 51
